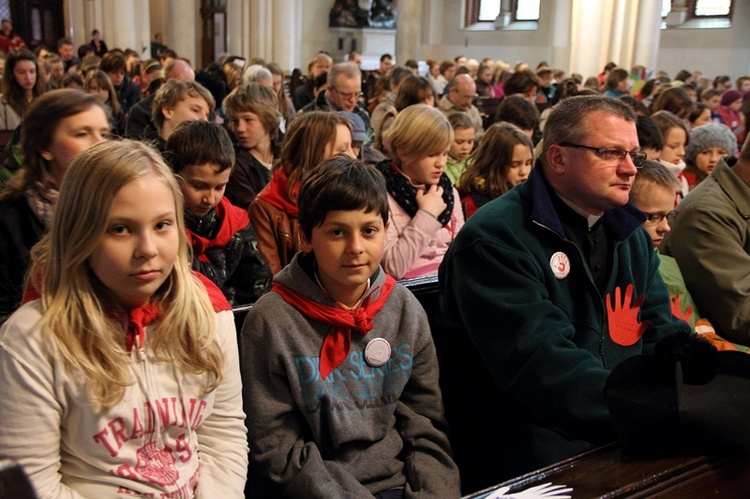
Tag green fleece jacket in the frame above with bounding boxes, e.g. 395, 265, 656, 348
436, 164, 690, 490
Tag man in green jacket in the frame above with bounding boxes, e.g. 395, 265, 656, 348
437, 95, 690, 494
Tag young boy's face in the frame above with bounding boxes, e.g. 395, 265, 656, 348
449, 127, 475, 160
164, 96, 210, 130
631, 184, 675, 248
231, 111, 269, 151
702, 94, 721, 111
301, 208, 387, 307
659, 127, 686, 165
177, 163, 232, 217
694, 146, 728, 175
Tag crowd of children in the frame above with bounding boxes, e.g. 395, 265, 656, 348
0, 32, 749, 496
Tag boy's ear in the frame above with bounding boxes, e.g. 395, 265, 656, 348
299, 230, 312, 253
162, 106, 173, 120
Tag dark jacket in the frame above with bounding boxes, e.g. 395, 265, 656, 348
224, 144, 272, 211
0, 196, 44, 325
185, 197, 271, 306
114, 75, 142, 115
124, 93, 156, 140
436, 163, 690, 492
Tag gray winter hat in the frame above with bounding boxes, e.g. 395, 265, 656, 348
685, 123, 737, 165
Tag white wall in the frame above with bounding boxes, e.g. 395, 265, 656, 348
656, 1, 750, 81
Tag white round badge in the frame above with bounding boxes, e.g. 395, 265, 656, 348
364, 338, 392, 367
550, 252, 570, 280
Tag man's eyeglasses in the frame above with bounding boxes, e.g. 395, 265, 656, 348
331, 86, 361, 100
642, 211, 677, 223
559, 142, 647, 168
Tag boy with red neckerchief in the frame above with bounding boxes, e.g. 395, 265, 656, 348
240, 156, 459, 498
165, 120, 271, 305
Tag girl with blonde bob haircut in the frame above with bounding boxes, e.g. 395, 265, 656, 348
459, 122, 534, 219
0, 140, 248, 497
377, 104, 465, 279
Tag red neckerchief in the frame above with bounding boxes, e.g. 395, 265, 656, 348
272, 275, 396, 379
185, 197, 250, 263
256, 167, 299, 217
125, 302, 160, 352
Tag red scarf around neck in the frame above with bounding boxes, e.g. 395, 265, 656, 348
272, 274, 396, 379
185, 197, 250, 263
257, 167, 299, 217
125, 302, 160, 352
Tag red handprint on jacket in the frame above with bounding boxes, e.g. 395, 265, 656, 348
606, 284, 652, 346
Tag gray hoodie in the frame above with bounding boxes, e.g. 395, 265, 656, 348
240, 252, 459, 497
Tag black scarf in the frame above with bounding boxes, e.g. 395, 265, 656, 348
376, 159, 454, 227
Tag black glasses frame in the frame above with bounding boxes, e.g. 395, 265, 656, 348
559, 142, 647, 168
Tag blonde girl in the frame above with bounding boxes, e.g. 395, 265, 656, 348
249, 111, 354, 273
0, 140, 247, 497
378, 104, 465, 279
459, 122, 534, 219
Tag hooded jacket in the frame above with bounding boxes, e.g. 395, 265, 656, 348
241, 252, 460, 498
0, 276, 248, 498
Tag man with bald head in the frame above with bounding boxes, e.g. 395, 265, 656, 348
125, 57, 196, 139
438, 73, 484, 142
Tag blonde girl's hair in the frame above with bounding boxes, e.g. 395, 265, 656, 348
279, 111, 351, 191
84, 69, 121, 117
460, 122, 534, 199
383, 104, 453, 166
29, 140, 223, 412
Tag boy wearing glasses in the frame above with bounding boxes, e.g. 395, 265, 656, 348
437, 96, 690, 493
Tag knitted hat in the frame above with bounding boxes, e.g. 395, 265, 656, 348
685, 123, 737, 165
720, 89, 742, 106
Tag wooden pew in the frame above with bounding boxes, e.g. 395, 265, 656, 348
466, 443, 750, 498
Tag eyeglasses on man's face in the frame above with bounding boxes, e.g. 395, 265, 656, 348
559, 142, 647, 168
331, 86, 361, 100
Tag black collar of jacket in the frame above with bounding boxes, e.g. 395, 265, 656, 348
526, 159, 646, 242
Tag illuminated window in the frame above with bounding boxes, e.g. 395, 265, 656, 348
466, 0, 540, 26
694, 0, 731, 16
662, 0, 733, 20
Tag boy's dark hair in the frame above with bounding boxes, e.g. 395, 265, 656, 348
298, 156, 389, 242
636, 115, 664, 151
164, 120, 235, 174
619, 95, 649, 116
78, 44, 94, 60
57, 37, 73, 49
495, 94, 539, 131
100, 54, 126, 74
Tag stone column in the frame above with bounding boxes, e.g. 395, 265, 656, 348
111, 0, 138, 53
548, 0, 572, 74
569, 0, 610, 79
632, 0, 663, 70
168, 0, 198, 66
272, 0, 298, 72
395, 0, 420, 65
